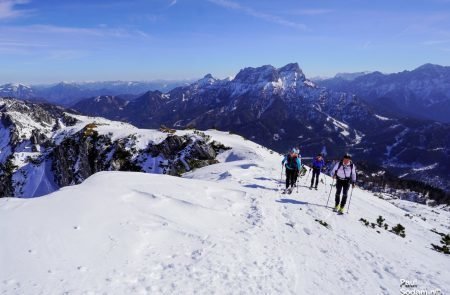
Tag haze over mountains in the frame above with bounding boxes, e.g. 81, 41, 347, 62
317, 64, 450, 123
0, 80, 192, 106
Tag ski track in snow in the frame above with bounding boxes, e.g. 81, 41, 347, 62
0, 130, 449, 294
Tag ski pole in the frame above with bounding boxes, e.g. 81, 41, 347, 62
280, 165, 284, 188
323, 173, 328, 193
347, 186, 354, 213
325, 178, 335, 208
304, 167, 311, 185
280, 165, 283, 183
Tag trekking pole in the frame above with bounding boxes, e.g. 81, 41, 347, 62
304, 167, 311, 185
325, 178, 335, 208
347, 186, 354, 214
279, 165, 284, 189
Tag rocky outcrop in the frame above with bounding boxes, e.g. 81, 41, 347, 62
0, 98, 229, 198
51, 128, 222, 187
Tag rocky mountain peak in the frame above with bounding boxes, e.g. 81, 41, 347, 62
196, 73, 217, 86
233, 65, 279, 84
278, 63, 305, 81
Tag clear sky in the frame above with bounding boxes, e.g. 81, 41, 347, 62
1, 0, 449, 84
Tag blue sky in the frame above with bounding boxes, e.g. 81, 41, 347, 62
0, 0, 449, 84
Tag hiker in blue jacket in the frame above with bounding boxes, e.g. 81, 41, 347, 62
282, 148, 302, 192
310, 153, 325, 190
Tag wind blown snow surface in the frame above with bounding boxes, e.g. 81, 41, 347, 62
1, 131, 449, 294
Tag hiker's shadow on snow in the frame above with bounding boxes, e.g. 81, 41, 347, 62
276, 199, 327, 208
277, 199, 306, 205
244, 184, 278, 191
254, 177, 275, 181
296, 185, 313, 189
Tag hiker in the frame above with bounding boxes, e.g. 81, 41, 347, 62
282, 148, 302, 193
310, 153, 325, 190
330, 154, 356, 213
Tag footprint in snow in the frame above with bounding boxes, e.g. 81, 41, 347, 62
286, 222, 295, 228
191, 250, 203, 260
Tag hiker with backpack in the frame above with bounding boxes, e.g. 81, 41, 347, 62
310, 153, 325, 190
330, 154, 356, 214
281, 148, 302, 193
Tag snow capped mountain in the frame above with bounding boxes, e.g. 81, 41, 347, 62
227, 63, 311, 98
195, 74, 218, 87
73, 63, 450, 195
1, 128, 449, 294
0, 83, 35, 99
0, 80, 192, 106
318, 64, 450, 123
0, 98, 226, 198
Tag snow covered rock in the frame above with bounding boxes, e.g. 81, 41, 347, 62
0, 98, 226, 198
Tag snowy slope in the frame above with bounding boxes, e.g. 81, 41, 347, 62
1, 131, 449, 294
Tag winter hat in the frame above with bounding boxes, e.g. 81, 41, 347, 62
343, 153, 352, 160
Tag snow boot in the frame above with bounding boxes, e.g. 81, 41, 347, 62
338, 206, 345, 215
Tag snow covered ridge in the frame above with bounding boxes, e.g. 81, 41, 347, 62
1, 129, 449, 294
0, 98, 229, 198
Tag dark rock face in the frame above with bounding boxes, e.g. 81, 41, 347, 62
70, 96, 127, 120
52, 129, 220, 187
0, 156, 16, 198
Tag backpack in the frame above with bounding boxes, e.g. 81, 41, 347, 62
335, 160, 354, 180
287, 154, 298, 170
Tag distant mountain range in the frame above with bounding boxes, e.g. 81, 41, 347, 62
0, 80, 192, 106
317, 64, 450, 123
71, 63, 450, 192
